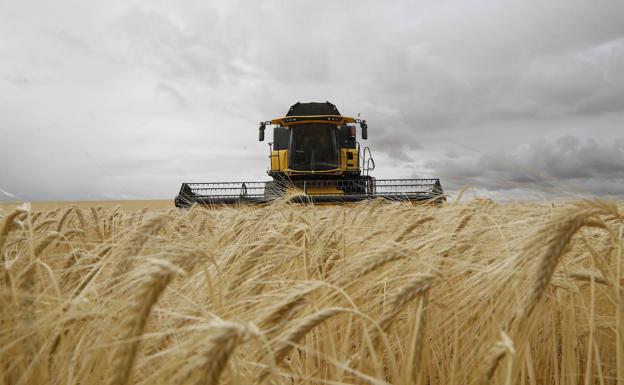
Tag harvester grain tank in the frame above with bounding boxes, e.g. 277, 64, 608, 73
175, 102, 444, 207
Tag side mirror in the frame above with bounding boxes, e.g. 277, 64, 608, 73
361, 121, 368, 140
259, 123, 265, 142
347, 125, 356, 139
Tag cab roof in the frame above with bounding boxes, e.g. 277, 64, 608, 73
286, 101, 340, 116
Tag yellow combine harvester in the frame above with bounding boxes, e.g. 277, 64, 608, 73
175, 102, 445, 207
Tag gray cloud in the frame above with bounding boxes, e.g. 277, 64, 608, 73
0, 0, 623, 200
427, 136, 624, 197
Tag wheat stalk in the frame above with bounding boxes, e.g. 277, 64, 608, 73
406, 292, 429, 383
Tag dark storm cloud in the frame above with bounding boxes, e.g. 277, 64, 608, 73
1, 0, 623, 200
108, 1, 624, 133
427, 136, 624, 196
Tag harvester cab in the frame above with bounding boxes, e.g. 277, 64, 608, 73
175, 102, 445, 207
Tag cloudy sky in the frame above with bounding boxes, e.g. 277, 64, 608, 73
1, 0, 623, 201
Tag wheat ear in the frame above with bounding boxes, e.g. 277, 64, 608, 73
340, 246, 410, 286
89, 207, 103, 239
227, 234, 280, 291
0, 207, 27, 255
34, 231, 63, 256
454, 212, 474, 233
30, 211, 42, 224
33, 219, 57, 233
56, 207, 74, 232
109, 214, 168, 284
395, 216, 434, 242
378, 273, 436, 332
275, 307, 349, 361
473, 331, 515, 385
518, 202, 616, 327
190, 323, 256, 385
110, 263, 175, 385
259, 282, 323, 330
258, 307, 349, 382
72, 206, 87, 229
567, 269, 608, 285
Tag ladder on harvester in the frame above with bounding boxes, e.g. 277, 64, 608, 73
362, 146, 376, 176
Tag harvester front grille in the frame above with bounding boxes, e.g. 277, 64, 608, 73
175, 178, 444, 207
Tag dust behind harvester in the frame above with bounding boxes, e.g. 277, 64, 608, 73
175, 102, 445, 207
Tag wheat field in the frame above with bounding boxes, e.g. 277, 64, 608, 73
1, 198, 623, 385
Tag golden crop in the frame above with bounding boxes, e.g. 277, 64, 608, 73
1, 198, 623, 385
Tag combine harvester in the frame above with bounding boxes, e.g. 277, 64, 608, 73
175, 102, 445, 207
